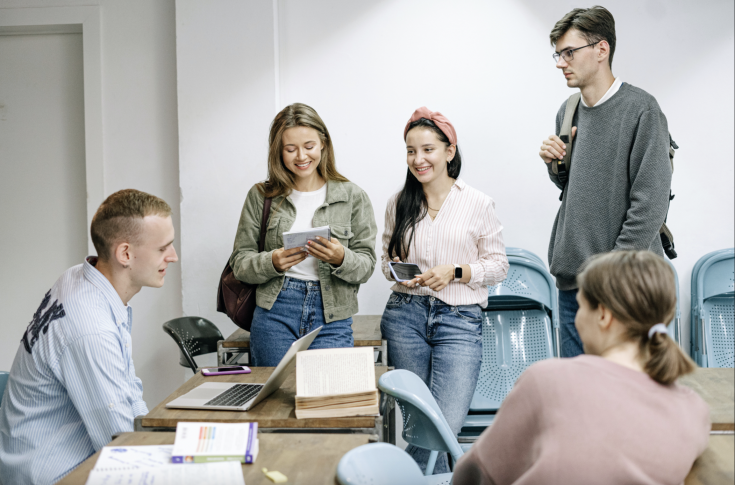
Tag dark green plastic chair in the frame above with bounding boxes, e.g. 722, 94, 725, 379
162, 317, 224, 374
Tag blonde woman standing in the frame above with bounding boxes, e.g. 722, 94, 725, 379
230, 103, 377, 366
454, 251, 710, 485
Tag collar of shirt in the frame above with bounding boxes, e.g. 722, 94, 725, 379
580, 77, 622, 107
453, 177, 467, 191
83, 256, 130, 327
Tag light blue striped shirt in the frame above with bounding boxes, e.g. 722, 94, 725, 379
0, 257, 148, 484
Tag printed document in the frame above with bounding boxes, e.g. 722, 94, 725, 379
84, 460, 244, 485
283, 225, 331, 251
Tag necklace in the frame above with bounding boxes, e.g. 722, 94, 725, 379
428, 206, 440, 211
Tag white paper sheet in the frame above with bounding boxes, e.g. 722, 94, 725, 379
93, 445, 174, 471
84, 460, 244, 485
282, 225, 331, 251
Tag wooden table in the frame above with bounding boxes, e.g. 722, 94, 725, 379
680, 368, 734, 432
218, 315, 387, 366
136, 366, 395, 444
685, 435, 734, 484
57, 431, 369, 485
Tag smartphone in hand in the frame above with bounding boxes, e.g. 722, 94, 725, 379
201, 366, 252, 376
389, 262, 423, 282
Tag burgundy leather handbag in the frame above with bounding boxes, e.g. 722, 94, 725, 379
216, 198, 272, 331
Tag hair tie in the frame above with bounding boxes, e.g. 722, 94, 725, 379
403, 107, 458, 146
647, 323, 668, 339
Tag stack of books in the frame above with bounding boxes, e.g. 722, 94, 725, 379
295, 347, 380, 419
171, 422, 259, 464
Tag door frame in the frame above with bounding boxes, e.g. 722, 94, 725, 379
1, 7, 103, 254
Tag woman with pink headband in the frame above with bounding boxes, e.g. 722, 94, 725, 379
380, 107, 509, 474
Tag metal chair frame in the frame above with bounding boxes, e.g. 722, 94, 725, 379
691, 249, 734, 367
377, 370, 463, 476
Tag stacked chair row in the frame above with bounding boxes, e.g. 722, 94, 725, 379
459, 247, 558, 451
690, 248, 735, 368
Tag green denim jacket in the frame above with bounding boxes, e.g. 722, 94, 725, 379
229, 180, 377, 323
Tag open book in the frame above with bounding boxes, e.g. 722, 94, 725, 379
295, 347, 379, 419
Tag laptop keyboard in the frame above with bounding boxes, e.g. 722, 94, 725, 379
205, 384, 264, 407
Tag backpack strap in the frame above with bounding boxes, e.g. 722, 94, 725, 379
551, 92, 582, 185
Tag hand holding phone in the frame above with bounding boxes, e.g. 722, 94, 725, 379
389, 261, 424, 283
201, 366, 252, 376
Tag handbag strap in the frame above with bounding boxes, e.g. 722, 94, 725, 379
258, 198, 272, 252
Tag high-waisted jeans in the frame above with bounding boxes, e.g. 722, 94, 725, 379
250, 277, 354, 367
380, 292, 483, 474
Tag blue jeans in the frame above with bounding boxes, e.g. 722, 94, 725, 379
380, 292, 482, 474
559, 288, 584, 357
250, 277, 354, 366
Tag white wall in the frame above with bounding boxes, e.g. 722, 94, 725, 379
0, 0, 185, 409
177, 0, 734, 355
0, 33, 87, 373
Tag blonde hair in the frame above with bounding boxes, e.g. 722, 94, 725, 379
260, 103, 348, 199
577, 251, 695, 385
91, 189, 172, 261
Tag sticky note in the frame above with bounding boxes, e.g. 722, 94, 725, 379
262, 468, 288, 483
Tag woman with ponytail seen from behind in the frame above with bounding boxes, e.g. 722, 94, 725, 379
454, 250, 710, 485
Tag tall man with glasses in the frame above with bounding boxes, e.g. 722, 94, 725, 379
539, 6, 673, 357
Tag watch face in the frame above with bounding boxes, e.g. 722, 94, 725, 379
454, 266, 462, 279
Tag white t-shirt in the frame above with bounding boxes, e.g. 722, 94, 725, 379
285, 183, 328, 281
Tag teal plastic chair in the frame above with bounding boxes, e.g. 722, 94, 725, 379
0, 371, 9, 408
460, 250, 558, 450
690, 249, 734, 367
378, 370, 461, 478
336, 443, 451, 485
162, 316, 224, 374
505, 247, 545, 268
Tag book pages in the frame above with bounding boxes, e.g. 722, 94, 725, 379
296, 347, 376, 398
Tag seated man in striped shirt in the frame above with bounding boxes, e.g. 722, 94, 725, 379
0, 189, 178, 485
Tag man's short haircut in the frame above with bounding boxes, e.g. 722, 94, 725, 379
91, 189, 172, 261
550, 6, 616, 68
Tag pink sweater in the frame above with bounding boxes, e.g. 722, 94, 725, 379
453, 356, 710, 485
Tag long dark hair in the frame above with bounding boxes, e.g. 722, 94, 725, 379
387, 118, 462, 260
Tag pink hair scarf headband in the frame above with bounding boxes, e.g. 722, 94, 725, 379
403, 106, 458, 146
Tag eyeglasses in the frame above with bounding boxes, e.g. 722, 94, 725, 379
552, 41, 600, 63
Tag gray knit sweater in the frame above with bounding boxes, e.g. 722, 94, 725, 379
547, 83, 672, 290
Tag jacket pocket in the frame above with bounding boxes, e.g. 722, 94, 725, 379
331, 223, 354, 245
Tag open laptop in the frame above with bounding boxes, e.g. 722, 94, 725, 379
166, 326, 322, 411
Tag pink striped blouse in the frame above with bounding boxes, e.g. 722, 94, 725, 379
381, 178, 509, 307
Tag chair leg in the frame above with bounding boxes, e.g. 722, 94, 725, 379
425, 450, 438, 476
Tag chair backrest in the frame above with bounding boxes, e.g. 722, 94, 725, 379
0, 371, 9, 408
470, 308, 554, 412
690, 249, 732, 320
487, 253, 559, 356
162, 316, 224, 372
378, 370, 463, 461
336, 443, 425, 485
505, 247, 545, 267
692, 250, 734, 368
697, 252, 735, 302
